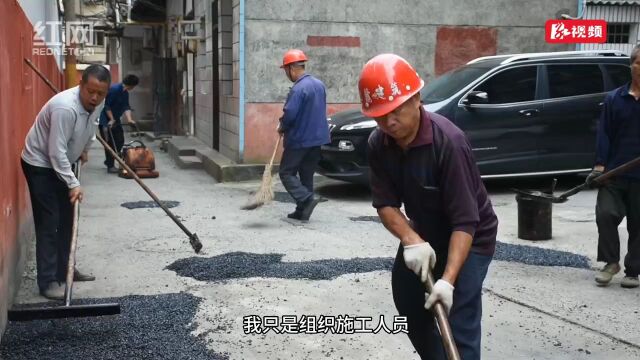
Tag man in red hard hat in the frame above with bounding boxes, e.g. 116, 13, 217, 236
360, 53, 498, 359
277, 49, 330, 221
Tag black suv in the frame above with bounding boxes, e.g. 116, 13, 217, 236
319, 50, 631, 184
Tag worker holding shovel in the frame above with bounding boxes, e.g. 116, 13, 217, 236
360, 54, 498, 360
590, 43, 640, 289
20, 65, 109, 300
277, 49, 330, 221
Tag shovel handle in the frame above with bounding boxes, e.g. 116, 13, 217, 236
425, 271, 461, 360
96, 133, 203, 253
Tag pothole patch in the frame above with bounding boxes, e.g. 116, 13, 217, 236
121, 201, 180, 209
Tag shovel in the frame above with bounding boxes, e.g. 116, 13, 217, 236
425, 270, 461, 360
513, 154, 640, 203
8, 163, 120, 321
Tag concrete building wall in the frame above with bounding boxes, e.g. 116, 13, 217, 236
1, 0, 64, 341
190, 0, 240, 161
240, 0, 576, 163
193, 0, 214, 149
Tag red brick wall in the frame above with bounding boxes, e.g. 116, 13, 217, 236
435, 26, 498, 76
0, 0, 64, 338
243, 103, 359, 163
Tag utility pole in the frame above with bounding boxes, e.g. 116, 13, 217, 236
63, 0, 77, 89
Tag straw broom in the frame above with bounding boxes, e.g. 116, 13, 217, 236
242, 135, 282, 210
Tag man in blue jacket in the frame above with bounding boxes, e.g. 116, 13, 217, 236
99, 74, 139, 173
277, 49, 330, 221
589, 44, 640, 289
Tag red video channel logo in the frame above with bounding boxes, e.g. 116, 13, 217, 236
545, 19, 607, 43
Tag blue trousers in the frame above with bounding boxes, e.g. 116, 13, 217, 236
278, 146, 321, 209
392, 247, 492, 360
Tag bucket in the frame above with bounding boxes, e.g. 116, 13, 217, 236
516, 193, 552, 240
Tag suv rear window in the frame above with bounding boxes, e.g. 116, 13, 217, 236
474, 66, 537, 104
605, 64, 631, 88
547, 65, 603, 98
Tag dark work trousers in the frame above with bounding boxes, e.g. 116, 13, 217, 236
596, 178, 640, 277
278, 146, 321, 210
21, 159, 73, 291
99, 124, 124, 168
392, 245, 492, 360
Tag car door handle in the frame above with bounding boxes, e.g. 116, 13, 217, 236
518, 109, 539, 117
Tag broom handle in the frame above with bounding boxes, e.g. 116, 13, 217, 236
65, 162, 81, 307
268, 135, 282, 167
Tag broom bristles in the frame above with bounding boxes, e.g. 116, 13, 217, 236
242, 164, 274, 210
242, 135, 281, 210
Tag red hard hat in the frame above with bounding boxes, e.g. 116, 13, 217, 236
281, 49, 308, 68
358, 54, 424, 118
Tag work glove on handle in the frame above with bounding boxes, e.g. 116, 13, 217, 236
585, 169, 604, 189
403, 242, 436, 283
425, 279, 454, 315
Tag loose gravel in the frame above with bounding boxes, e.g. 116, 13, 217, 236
167, 252, 394, 281
168, 243, 590, 282
120, 201, 180, 209
494, 242, 590, 269
1, 293, 227, 360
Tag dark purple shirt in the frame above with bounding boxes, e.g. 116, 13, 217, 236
596, 82, 640, 180
367, 107, 498, 256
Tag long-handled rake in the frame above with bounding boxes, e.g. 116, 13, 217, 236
8, 163, 120, 321
242, 135, 282, 210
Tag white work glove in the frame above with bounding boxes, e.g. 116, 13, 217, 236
425, 279, 454, 314
403, 242, 436, 283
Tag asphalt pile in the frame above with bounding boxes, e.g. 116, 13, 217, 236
1, 293, 227, 360
168, 241, 591, 283
120, 200, 180, 209
494, 241, 590, 269
167, 252, 394, 281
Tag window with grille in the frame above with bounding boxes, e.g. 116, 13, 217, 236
607, 23, 631, 44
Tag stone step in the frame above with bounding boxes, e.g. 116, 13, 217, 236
176, 155, 203, 169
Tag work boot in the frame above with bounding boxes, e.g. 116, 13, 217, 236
287, 210, 302, 220
595, 263, 620, 286
621, 276, 639, 288
107, 167, 119, 174
40, 282, 66, 300
299, 196, 320, 221
74, 269, 96, 282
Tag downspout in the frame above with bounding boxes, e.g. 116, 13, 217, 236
577, 0, 585, 50
239, 0, 245, 161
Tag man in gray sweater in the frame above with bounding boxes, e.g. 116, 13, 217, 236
21, 65, 110, 300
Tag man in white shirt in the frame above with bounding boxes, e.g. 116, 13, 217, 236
21, 64, 110, 300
